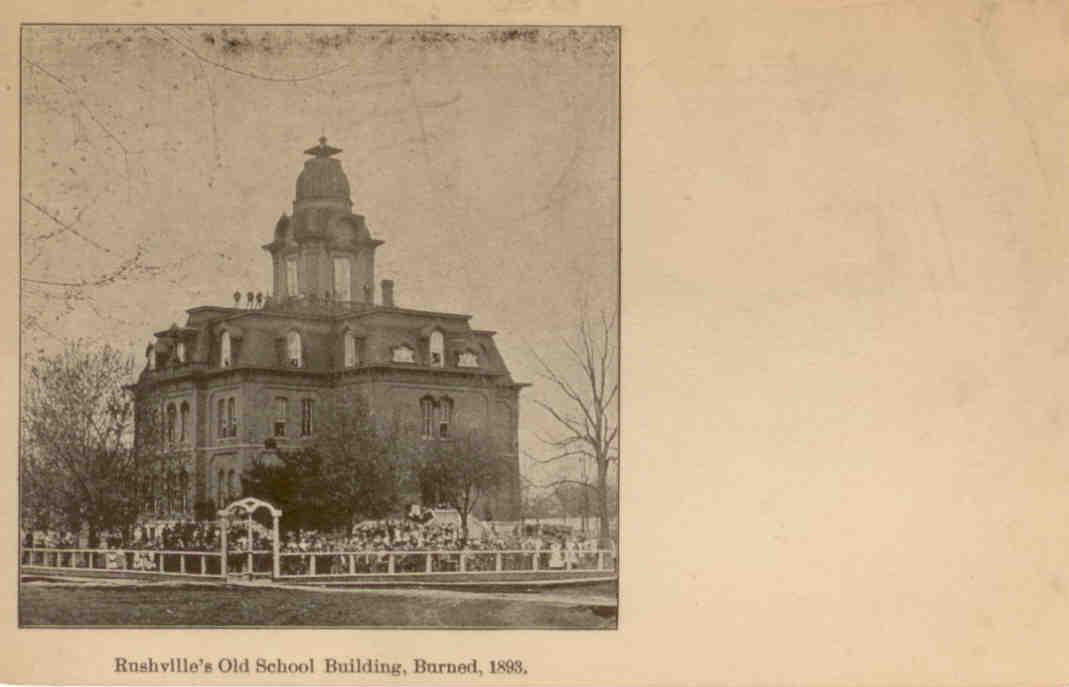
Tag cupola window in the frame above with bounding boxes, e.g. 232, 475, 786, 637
333, 256, 351, 301
344, 330, 357, 368
175, 341, 186, 364
458, 351, 479, 368
286, 255, 299, 297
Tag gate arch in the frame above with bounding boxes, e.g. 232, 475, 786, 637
218, 498, 283, 578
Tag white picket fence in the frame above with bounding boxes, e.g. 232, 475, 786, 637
21, 546, 617, 580
275, 548, 616, 578
21, 548, 224, 577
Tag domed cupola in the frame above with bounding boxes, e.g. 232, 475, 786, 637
264, 137, 383, 306
295, 137, 351, 203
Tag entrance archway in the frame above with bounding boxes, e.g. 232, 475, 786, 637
218, 497, 283, 578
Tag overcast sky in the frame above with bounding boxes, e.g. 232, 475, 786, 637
20, 25, 619, 483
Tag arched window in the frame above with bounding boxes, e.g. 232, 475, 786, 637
344, 330, 357, 368
227, 469, 237, 501
220, 331, 232, 367
175, 341, 186, 363
179, 402, 190, 443
227, 398, 237, 438
333, 256, 351, 301
166, 403, 177, 445
167, 470, 177, 513
301, 398, 314, 436
217, 398, 226, 438
458, 350, 479, 368
438, 398, 453, 439
180, 469, 189, 514
217, 468, 225, 506
429, 330, 445, 367
274, 397, 288, 437
421, 397, 435, 439
286, 255, 299, 297
287, 331, 303, 368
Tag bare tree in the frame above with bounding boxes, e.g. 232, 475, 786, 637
530, 307, 619, 543
21, 341, 146, 543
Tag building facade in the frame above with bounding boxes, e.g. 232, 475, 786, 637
131, 138, 525, 522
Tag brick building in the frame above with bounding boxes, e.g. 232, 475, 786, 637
131, 137, 525, 523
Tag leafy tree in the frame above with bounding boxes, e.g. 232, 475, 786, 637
243, 393, 407, 532
242, 448, 330, 532
21, 340, 145, 543
418, 431, 513, 546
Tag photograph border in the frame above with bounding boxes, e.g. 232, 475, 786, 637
16, 21, 622, 631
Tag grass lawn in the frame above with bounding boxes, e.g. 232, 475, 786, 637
20, 584, 616, 628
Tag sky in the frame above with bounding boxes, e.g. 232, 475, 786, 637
20, 25, 619, 485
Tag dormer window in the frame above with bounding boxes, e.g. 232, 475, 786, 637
392, 344, 416, 364
287, 330, 303, 368
333, 256, 351, 301
220, 331, 232, 367
458, 351, 479, 368
343, 330, 357, 368
429, 330, 445, 368
147, 344, 156, 371
175, 341, 186, 364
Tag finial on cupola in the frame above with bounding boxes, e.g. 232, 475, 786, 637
304, 135, 342, 158
233, 290, 241, 307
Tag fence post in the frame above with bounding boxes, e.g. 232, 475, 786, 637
597, 551, 605, 570
459, 553, 466, 572
388, 554, 395, 574
272, 513, 281, 580
425, 554, 432, 573
200, 555, 206, 576
496, 552, 503, 572
310, 554, 316, 576
532, 551, 539, 571
180, 554, 186, 575
220, 519, 228, 578
349, 554, 355, 575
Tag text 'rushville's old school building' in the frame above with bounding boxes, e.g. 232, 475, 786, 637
131, 137, 525, 522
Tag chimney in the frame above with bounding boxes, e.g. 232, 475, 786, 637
381, 279, 395, 307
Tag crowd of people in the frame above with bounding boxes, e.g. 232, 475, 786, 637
22, 522, 224, 552
23, 516, 611, 575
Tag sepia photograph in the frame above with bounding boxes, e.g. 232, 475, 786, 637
18, 24, 619, 629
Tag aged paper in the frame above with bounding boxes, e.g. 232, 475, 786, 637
4, 0, 1069, 685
